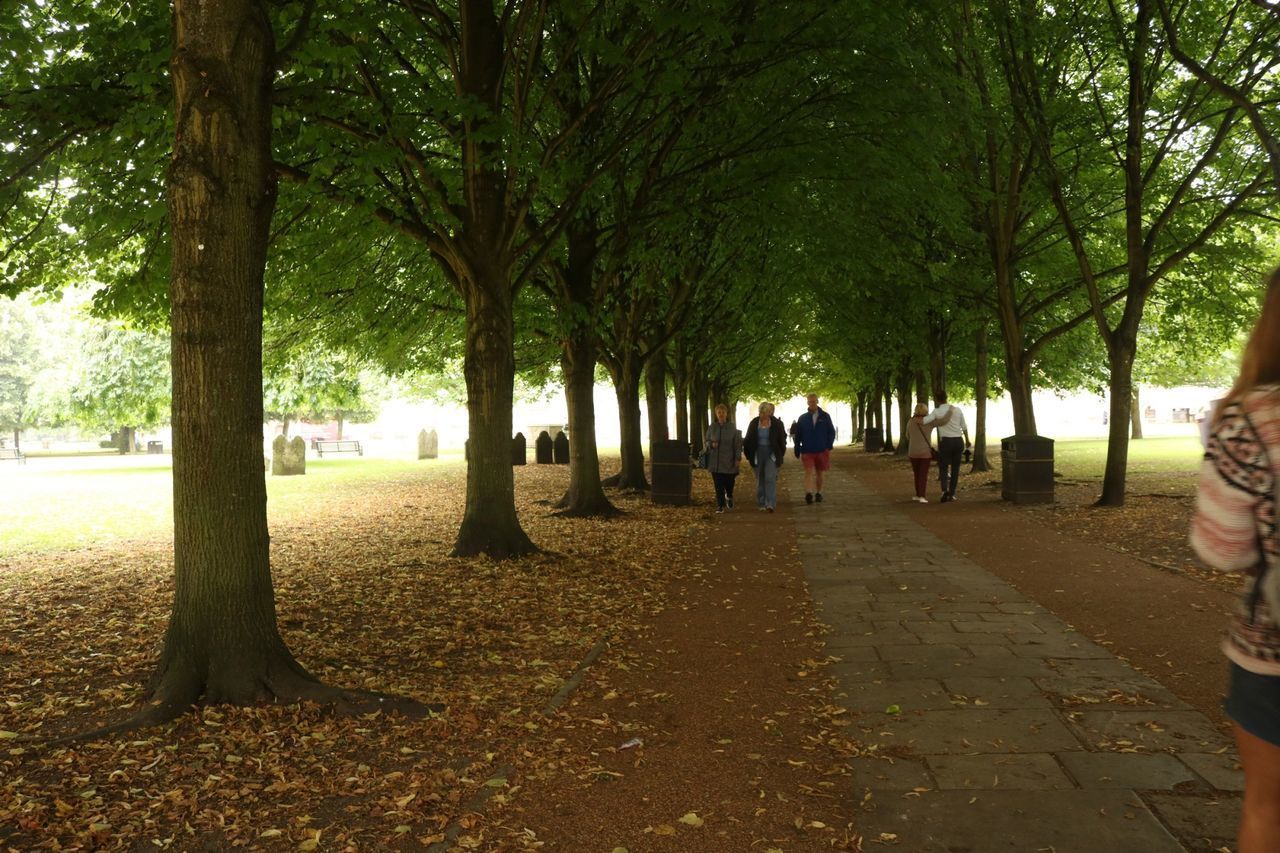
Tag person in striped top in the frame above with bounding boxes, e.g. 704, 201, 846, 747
1192, 266, 1280, 852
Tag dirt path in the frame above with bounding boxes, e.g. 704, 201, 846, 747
504, 478, 860, 850
837, 448, 1237, 729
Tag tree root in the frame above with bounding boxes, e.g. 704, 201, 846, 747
31, 674, 440, 750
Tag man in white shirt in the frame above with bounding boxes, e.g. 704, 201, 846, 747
924, 392, 971, 503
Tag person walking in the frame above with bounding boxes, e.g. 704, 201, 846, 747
793, 393, 837, 504
743, 402, 787, 513
1191, 267, 1280, 853
906, 403, 935, 503
924, 392, 971, 502
704, 404, 743, 514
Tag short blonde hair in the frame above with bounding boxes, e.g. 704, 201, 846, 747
758, 402, 774, 415
914, 403, 928, 417
714, 403, 729, 415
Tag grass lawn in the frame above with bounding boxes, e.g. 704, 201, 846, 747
1050, 435, 1203, 483
0, 455, 466, 556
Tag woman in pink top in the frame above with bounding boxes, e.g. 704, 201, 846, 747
1192, 266, 1280, 851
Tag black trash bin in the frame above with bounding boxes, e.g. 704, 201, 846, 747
1001, 435, 1055, 504
146, 441, 164, 454
651, 439, 692, 505
864, 426, 884, 453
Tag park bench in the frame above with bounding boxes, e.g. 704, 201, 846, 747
313, 439, 363, 457
0, 447, 26, 464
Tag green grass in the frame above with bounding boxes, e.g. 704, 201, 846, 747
1047, 435, 1203, 479
0, 456, 465, 556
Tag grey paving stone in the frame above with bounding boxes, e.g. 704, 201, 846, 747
858, 789, 1184, 852
941, 676, 1054, 709
824, 630, 921, 647
1065, 709, 1230, 753
1058, 751, 1199, 790
1046, 656, 1153, 681
826, 645, 879, 662
916, 630, 1010, 645
926, 753, 1073, 790
875, 644, 972, 662
889, 656, 1058, 680
1034, 674, 1191, 710
829, 660, 890, 681
954, 618, 1045, 634
851, 756, 935, 791
875, 708, 1085, 754
1141, 792, 1240, 851
842, 678, 953, 713
1178, 752, 1244, 792
1006, 634, 1114, 659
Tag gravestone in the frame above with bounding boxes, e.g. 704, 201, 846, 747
272, 435, 306, 476
511, 432, 527, 466
553, 431, 570, 464
418, 428, 439, 460
535, 430, 554, 464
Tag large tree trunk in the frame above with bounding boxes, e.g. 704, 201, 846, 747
972, 324, 993, 472
689, 374, 708, 457
454, 276, 536, 556
610, 363, 649, 490
558, 334, 618, 517
449, 0, 536, 557
1005, 362, 1037, 436
895, 370, 912, 456
554, 224, 618, 517
853, 389, 864, 444
673, 352, 689, 444
336, 412, 345, 441
928, 314, 948, 403
882, 385, 895, 452
915, 370, 928, 408
644, 346, 668, 445
1098, 331, 1140, 507
1130, 387, 1143, 440
117, 425, 136, 455
153, 0, 325, 710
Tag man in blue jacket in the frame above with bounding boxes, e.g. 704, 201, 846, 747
793, 393, 837, 504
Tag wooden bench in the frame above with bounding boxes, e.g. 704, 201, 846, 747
313, 439, 363, 457
0, 447, 26, 464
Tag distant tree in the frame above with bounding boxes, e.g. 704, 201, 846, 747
263, 348, 379, 439
0, 296, 41, 447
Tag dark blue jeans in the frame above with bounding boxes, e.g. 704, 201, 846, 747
711, 472, 738, 508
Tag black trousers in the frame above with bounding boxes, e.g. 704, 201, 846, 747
711, 471, 738, 508
938, 436, 965, 495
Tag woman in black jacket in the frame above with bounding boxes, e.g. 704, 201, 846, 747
743, 402, 788, 512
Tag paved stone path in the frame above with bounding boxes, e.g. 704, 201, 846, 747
791, 463, 1243, 851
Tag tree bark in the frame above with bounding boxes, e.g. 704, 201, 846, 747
553, 222, 618, 516
449, 0, 537, 557
281, 415, 291, 438
673, 349, 689, 444
611, 364, 649, 490
558, 333, 619, 516
11, 429, 18, 450
1099, 331, 1139, 506
972, 324, 993, 472
454, 274, 536, 555
336, 412, 345, 441
154, 0, 325, 709
118, 426, 136, 455
853, 389, 865, 444
895, 369, 912, 456
1130, 387, 1143, 440
915, 370, 928, 408
882, 385, 895, 452
689, 374, 708, 458
644, 345, 669, 445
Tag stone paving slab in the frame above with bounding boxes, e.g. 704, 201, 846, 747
790, 461, 1241, 850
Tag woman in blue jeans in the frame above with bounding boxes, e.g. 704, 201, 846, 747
743, 402, 788, 512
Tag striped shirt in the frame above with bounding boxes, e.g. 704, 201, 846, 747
1190, 387, 1280, 674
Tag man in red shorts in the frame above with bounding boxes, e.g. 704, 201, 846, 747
793, 393, 837, 504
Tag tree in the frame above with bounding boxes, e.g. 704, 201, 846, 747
263, 348, 379, 438
0, 296, 41, 447
141, 0, 418, 720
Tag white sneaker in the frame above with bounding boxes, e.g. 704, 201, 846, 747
915, 496, 928, 503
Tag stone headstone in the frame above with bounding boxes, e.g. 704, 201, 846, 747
553, 431, 569, 464
511, 432, 526, 466
272, 435, 306, 476
535, 430, 554, 464
418, 428, 439, 460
